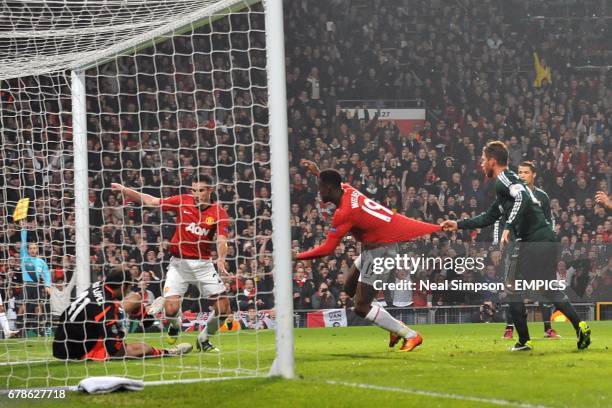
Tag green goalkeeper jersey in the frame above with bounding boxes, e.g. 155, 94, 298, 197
457, 169, 555, 242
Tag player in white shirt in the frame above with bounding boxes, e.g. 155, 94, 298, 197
0, 292, 19, 338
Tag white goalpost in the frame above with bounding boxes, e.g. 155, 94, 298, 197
0, 0, 293, 390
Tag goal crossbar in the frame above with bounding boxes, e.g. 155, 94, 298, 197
0, 0, 261, 80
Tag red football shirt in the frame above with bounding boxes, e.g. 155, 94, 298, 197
159, 194, 230, 259
297, 183, 440, 260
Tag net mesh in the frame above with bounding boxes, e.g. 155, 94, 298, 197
0, 0, 276, 389
0, 0, 254, 79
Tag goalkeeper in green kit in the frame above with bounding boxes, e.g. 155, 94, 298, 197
441, 141, 591, 351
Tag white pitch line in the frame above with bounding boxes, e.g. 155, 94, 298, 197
144, 361, 264, 376
144, 375, 261, 387
0, 359, 53, 367
325, 380, 553, 408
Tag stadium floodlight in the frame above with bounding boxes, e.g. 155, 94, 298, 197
0, 0, 294, 390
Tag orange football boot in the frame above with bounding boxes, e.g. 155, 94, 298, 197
398, 333, 423, 352
389, 332, 401, 348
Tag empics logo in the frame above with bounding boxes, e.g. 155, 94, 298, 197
514, 280, 567, 291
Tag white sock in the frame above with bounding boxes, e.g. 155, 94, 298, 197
0, 313, 11, 335
167, 310, 182, 330
200, 311, 220, 342
365, 305, 416, 339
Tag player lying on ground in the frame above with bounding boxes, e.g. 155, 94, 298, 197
441, 141, 591, 351
112, 174, 230, 352
498, 161, 560, 340
296, 160, 441, 352
53, 271, 192, 360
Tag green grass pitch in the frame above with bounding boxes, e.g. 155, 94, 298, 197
2, 322, 612, 407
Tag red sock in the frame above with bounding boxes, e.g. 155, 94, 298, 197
149, 347, 166, 358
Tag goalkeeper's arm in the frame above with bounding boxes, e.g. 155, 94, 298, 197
111, 183, 160, 207
122, 291, 155, 329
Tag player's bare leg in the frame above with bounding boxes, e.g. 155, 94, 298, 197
343, 264, 359, 298
163, 295, 183, 345
112, 342, 193, 359
16, 304, 25, 335
197, 294, 230, 352
353, 282, 422, 352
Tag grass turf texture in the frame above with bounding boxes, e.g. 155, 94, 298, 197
1, 322, 611, 407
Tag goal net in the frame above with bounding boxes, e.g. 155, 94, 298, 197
0, 0, 294, 390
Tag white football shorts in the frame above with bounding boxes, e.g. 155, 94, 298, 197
356, 243, 399, 286
163, 257, 225, 298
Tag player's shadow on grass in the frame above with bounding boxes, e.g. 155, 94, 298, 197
325, 353, 402, 360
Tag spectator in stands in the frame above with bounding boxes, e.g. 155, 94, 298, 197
471, 301, 504, 323
591, 271, 612, 301
293, 267, 315, 310
240, 306, 268, 330
311, 283, 336, 310
238, 279, 262, 311
336, 291, 354, 310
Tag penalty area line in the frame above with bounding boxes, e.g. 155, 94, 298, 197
325, 380, 552, 408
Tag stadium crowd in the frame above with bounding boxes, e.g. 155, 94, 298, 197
285, 0, 612, 308
0, 0, 610, 330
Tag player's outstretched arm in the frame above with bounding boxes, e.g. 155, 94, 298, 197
111, 183, 161, 207
296, 237, 341, 261
122, 291, 144, 315
296, 222, 350, 260
19, 224, 28, 260
300, 159, 320, 177
455, 199, 503, 230
440, 220, 458, 232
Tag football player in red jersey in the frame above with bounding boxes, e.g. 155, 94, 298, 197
296, 160, 441, 352
112, 174, 230, 352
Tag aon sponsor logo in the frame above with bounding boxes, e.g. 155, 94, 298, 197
186, 222, 210, 236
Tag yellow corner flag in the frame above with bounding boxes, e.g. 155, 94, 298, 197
13, 198, 30, 222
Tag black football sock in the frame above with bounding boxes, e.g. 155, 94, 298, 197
509, 301, 530, 344
505, 306, 514, 329
542, 306, 552, 331
553, 302, 581, 332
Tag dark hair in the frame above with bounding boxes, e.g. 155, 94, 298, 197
519, 161, 536, 173
105, 271, 130, 288
483, 141, 508, 166
319, 169, 342, 188
189, 173, 215, 186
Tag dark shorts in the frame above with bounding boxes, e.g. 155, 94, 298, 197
22, 283, 43, 312
53, 336, 124, 361
82, 337, 125, 361
505, 241, 568, 304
